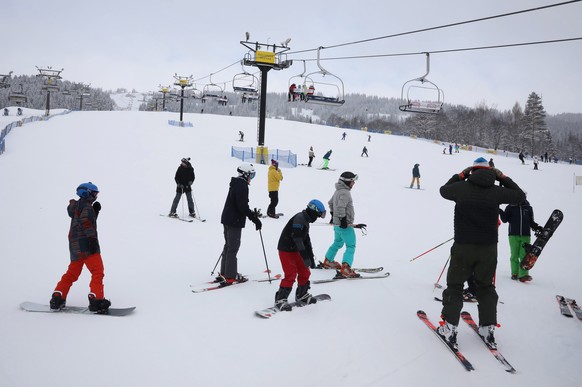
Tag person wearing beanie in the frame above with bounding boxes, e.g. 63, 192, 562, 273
323, 171, 361, 278
307, 146, 315, 167
168, 157, 196, 218
267, 159, 283, 218
50, 182, 111, 313
437, 157, 525, 351
273, 199, 326, 311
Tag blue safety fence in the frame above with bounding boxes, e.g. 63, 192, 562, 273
168, 120, 193, 127
0, 110, 70, 156
231, 146, 297, 167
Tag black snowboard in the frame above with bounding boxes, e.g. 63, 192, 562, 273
521, 209, 563, 270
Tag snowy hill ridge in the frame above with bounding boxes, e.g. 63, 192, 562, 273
1, 111, 581, 387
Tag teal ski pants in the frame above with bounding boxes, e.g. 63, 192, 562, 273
325, 226, 356, 266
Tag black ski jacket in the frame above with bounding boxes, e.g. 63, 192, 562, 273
499, 200, 539, 237
174, 164, 195, 193
221, 177, 255, 228
440, 168, 525, 244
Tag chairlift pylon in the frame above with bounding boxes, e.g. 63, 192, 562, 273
399, 53, 444, 114
303, 47, 345, 106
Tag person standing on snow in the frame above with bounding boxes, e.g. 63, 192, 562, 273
218, 163, 262, 286
322, 150, 332, 169
410, 163, 421, 189
437, 157, 525, 350
307, 146, 315, 167
361, 146, 369, 157
274, 200, 327, 311
267, 159, 283, 218
168, 157, 196, 218
499, 199, 542, 283
323, 171, 362, 278
50, 182, 111, 313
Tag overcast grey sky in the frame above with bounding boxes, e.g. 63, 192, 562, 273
4, 0, 582, 114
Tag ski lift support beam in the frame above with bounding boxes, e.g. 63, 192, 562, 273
36, 66, 63, 116
173, 74, 193, 122
240, 39, 292, 148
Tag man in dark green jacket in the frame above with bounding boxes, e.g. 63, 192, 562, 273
438, 157, 525, 350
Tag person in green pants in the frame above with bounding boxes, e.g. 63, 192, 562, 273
499, 199, 543, 282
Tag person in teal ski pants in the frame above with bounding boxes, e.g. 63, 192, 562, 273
324, 171, 361, 278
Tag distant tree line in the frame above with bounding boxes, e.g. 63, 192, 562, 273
0, 75, 115, 112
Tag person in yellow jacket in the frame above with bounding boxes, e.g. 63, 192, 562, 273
267, 159, 283, 218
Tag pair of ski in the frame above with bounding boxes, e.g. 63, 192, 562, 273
417, 310, 516, 373
160, 214, 206, 223
190, 273, 282, 293
312, 264, 389, 284
556, 295, 582, 320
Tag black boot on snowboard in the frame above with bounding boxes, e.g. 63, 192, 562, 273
275, 287, 293, 311
296, 281, 317, 305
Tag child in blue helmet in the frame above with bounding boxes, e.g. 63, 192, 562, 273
50, 182, 111, 313
274, 199, 326, 311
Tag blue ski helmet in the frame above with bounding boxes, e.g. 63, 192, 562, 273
307, 199, 326, 218
76, 182, 99, 199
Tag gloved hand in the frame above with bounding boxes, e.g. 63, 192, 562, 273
329, 211, 334, 224
92, 201, 101, 218
490, 167, 507, 180
458, 166, 473, 180
353, 223, 367, 229
301, 250, 315, 268
251, 216, 262, 231
177, 184, 184, 192
340, 217, 348, 229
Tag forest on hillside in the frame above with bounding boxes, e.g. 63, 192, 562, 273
2, 73, 581, 161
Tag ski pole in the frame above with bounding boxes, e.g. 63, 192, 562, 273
409, 237, 454, 262
434, 254, 451, 290
210, 251, 222, 275
258, 229, 272, 283
192, 191, 201, 219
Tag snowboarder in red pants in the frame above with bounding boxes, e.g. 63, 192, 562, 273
274, 200, 327, 311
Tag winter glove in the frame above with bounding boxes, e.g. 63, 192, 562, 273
490, 167, 507, 180
458, 166, 473, 180
329, 211, 334, 224
353, 223, 367, 229
340, 217, 348, 229
92, 202, 101, 218
251, 217, 262, 231
88, 238, 99, 254
301, 250, 315, 268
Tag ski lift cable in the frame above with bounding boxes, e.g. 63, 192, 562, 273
291, 36, 582, 63
287, 0, 582, 55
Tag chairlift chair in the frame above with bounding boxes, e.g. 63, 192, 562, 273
8, 84, 28, 105
303, 47, 345, 106
287, 60, 314, 102
399, 53, 444, 114
202, 74, 224, 99
0, 71, 12, 89
233, 61, 259, 93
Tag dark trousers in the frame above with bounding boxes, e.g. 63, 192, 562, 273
441, 242, 498, 326
308, 156, 314, 167
220, 225, 242, 279
170, 191, 194, 214
267, 191, 279, 216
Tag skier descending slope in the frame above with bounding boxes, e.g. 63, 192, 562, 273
274, 200, 327, 311
438, 157, 525, 350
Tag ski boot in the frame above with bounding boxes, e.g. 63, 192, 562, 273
50, 291, 66, 310
219, 273, 248, 287
168, 212, 178, 218
88, 293, 111, 314
322, 257, 341, 270
189, 213, 196, 218
296, 281, 317, 305
478, 324, 498, 349
437, 320, 459, 350
337, 262, 360, 278
274, 287, 293, 311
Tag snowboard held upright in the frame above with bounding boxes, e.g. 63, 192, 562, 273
521, 209, 563, 271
